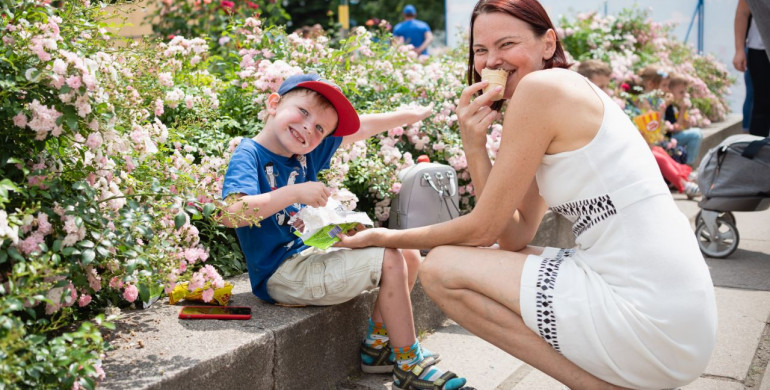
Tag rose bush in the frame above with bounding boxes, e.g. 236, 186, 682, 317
146, 0, 290, 45
558, 8, 733, 125
0, 1, 732, 387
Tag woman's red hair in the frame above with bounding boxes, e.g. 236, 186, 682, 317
467, 0, 571, 88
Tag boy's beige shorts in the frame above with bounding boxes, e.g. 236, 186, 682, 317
266, 247, 385, 306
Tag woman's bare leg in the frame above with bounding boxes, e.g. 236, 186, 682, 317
420, 245, 627, 390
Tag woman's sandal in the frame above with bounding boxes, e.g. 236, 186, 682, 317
361, 342, 442, 374
392, 356, 460, 390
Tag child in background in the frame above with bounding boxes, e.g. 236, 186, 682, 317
664, 73, 704, 166
638, 65, 669, 95
576, 59, 612, 94
586, 64, 700, 199
220, 73, 467, 390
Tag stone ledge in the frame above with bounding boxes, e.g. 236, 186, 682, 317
100, 273, 445, 390
99, 114, 742, 389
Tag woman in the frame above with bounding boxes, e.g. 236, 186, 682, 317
339, 0, 717, 389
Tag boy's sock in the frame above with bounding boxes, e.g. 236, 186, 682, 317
364, 318, 389, 349
361, 318, 439, 366
393, 341, 466, 390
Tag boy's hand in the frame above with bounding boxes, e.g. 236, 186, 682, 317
411, 103, 434, 122
290, 182, 331, 207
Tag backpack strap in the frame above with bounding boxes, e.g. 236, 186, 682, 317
741, 138, 770, 159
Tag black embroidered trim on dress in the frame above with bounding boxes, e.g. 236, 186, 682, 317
534, 249, 573, 353
550, 195, 617, 237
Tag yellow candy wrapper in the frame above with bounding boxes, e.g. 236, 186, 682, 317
168, 281, 233, 306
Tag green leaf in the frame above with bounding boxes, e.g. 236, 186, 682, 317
174, 211, 187, 230
61, 247, 80, 257
96, 246, 110, 257
81, 249, 95, 264
77, 240, 95, 249
202, 203, 216, 218
65, 113, 79, 132
5, 298, 23, 312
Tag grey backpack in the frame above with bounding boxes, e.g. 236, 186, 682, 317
388, 163, 460, 229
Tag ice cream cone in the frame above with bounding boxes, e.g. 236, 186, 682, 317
481, 68, 508, 101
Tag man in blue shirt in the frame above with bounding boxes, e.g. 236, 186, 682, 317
393, 4, 433, 56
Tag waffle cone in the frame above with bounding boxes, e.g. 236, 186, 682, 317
481, 68, 508, 101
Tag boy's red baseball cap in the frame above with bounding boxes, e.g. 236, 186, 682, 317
277, 73, 360, 137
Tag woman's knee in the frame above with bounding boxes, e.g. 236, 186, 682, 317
420, 246, 454, 286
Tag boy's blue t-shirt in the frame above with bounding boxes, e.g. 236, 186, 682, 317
221, 136, 343, 303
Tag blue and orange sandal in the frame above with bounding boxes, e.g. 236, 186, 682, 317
361, 342, 441, 374
392, 355, 467, 390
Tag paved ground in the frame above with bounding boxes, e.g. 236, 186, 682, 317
340, 193, 770, 390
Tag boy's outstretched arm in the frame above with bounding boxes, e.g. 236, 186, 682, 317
341, 104, 433, 145
220, 182, 331, 228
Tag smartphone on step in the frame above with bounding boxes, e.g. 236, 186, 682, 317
178, 306, 252, 320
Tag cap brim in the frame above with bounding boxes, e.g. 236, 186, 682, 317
296, 80, 360, 137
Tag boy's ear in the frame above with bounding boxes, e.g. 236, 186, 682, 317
266, 93, 281, 116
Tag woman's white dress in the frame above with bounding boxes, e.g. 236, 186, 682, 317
519, 80, 717, 389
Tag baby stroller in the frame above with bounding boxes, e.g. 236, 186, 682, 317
694, 134, 770, 258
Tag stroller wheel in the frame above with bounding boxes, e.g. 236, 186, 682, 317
695, 218, 740, 258
695, 210, 736, 227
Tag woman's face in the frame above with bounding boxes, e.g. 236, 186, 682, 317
472, 12, 555, 99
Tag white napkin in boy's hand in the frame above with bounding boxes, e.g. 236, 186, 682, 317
292, 198, 373, 250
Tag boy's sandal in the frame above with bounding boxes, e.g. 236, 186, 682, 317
361, 342, 442, 374
361, 341, 394, 374
392, 356, 458, 390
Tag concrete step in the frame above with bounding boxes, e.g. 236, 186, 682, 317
98, 115, 743, 390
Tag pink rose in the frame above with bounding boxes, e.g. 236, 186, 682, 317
123, 284, 138, 302
78, 294, 92, 307
13, 113, 27, 128
201, 288, 214, 302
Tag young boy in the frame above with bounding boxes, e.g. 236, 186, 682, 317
663, 73, 703, 166
221, 73, 467, 390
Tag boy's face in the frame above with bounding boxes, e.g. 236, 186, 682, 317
266, 90, 338, 156
669, 84, 688, 102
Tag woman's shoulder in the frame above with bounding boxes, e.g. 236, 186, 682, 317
516, 69, 600, 113
520, 68, 584, 87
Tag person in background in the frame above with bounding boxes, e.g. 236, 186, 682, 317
741, 58, 753, 133
637, 64, 669, 112
663, 73, 703, 166
579, 61, 699, 198
338, 0, 716, 388
745, 0, 770, 60
735, 0, 769, 137
576, 59, 612, 94
393, 4, 434, 56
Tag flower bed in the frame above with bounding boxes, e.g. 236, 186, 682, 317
0, 1, 732, 387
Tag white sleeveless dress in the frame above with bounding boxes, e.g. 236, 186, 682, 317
519, 80, 718, 389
